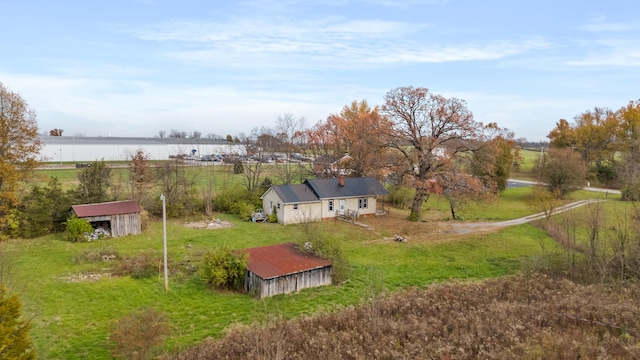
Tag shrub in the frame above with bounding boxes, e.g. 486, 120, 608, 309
114, 252, 159, 279
233, 160, 244, 174
213, 187, 247, 213
214, 187, 261, 216
199, 247, 247, 290
72, 247, 120, 264
234, 201, 255, 222
63, 215, 94, 242
109, 308, 170, 360
387, 185, 414, 209
295, 223, 351, 284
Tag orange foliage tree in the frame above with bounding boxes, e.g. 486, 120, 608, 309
0, 82, 41, 237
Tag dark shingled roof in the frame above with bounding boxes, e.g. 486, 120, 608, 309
72, 200, 141, 217
264, 177, 388, 204
271, 184, 320, 204
305, 177, 388, 199
245, 243, 332, 280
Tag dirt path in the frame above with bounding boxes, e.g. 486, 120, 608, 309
447, 199, 604, 234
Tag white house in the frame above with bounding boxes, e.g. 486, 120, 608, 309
260, 176, 388, 225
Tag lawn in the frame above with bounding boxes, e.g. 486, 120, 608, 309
6, 167, 616, 359
6, 194, 562, 359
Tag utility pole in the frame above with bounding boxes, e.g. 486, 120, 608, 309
160, 194, 168, 292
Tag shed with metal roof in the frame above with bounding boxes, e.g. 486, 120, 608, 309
71, 200, 142, 238
243, 243, 332, 299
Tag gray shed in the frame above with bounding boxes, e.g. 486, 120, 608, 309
71, 200, 142, 238
243, 243, 332, 299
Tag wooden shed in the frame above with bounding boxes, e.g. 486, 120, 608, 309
243, 243, 332, 299
71, 200, 142, 238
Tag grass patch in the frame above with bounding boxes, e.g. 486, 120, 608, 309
8, 211, 558, 359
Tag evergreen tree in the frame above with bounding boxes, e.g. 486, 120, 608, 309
75, 160, 112, 204
0, 285, 36, 359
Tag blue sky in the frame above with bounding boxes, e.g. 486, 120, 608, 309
2, 0, 639, 141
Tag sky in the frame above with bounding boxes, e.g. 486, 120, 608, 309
2, 0, 639, 141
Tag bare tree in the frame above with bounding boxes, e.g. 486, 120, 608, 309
201, 165, 216, 217
274, 113, 307, 185
169, 129, 187, 138
158, 130, 166, 138
526, 185, 562, 221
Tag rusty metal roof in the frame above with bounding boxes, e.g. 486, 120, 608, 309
71, 200, 141, 217
245, 243, 332, 280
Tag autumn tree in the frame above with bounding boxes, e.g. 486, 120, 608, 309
616, 100, 640, 200
547, 119, 574, 148
323, 100, 388, 178
438, 167, 496, 220
381, 86, 482, 221
128, 150, 154, 206
0, 82, 41, 236
470, 123, 520, 191
572, 107, 618, 164
306, 117, 347, 177
49, 128, 64, 136
547, 108, 619, 185
534, 147, 586, 197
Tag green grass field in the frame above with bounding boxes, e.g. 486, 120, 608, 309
6, 163, 621, 359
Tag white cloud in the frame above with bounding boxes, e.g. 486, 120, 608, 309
131, 17, 552, 71
566, 39, 640, 67
580, 17, 638, 33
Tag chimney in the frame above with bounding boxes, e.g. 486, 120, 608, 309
338, 175, 344, 187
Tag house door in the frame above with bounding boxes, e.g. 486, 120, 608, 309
339, 199, 346, 215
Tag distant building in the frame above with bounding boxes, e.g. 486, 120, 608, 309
39, 135, 246, 162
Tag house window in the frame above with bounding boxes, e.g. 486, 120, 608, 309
277, 203, 281, 210
358, 198, 368, 209
328, 200, 334, 212
293, 203, 298, 210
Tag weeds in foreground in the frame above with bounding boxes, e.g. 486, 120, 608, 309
166, 274, 640, 359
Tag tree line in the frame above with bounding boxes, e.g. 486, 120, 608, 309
546, 101, 640, 200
